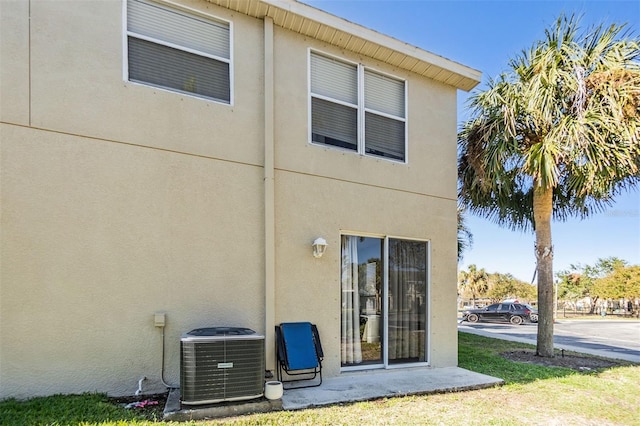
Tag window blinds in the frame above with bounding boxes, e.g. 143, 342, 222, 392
365, 113, 406, 161
310, 52, 406, 161
126, 0, 231, 103
310, 53, 357, 105
311, 98, 358, 150
364, 70, 405, 118
127, 0, 230, 59
364, 69, 406, 161
128, 38, 230, 102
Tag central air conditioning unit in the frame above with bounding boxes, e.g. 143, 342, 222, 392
180, 327, 265, 405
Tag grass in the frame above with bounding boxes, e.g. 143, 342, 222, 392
2, 332, 638, 425
0, 393, 157, 425
458, 333, 580, 382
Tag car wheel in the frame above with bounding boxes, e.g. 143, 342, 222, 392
510, 315, 523, 325
530, 314, 538, 323
467, 313, 479, 323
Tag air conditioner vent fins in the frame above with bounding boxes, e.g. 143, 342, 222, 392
180, 327, 265, 405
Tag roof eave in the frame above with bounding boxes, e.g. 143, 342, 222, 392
208, 0, 481, 91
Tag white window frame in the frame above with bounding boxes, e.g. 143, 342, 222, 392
123, 0, 234, 105
308, 50, 408, 163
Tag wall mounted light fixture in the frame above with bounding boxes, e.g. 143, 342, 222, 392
312, 237, 328, 258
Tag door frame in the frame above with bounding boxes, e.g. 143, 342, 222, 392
339, 232, 431, 372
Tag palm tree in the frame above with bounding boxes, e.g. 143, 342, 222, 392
457, 207, 473, 262
458, 15, 640, 357
458, 265, 489, 308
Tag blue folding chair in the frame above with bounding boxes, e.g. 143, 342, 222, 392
275, 322, 323, 388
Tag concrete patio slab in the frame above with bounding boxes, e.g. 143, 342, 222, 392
281, 366, 503, 410
163, 366, 503, 419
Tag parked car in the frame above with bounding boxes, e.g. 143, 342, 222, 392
462, 302, 538, 325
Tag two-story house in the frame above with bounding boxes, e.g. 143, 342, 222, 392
0, 0, 480, 399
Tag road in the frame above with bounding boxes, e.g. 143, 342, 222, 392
458, 319, 640, 363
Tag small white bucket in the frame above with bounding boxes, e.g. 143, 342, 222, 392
264, 380, 283, 400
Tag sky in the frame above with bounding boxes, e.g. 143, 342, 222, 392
303, 0, 640, 282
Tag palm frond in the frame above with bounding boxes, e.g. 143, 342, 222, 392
458, 12, 640, 231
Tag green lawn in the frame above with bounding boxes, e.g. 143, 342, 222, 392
1, 332, 638, 425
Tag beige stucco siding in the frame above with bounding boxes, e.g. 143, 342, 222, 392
271, 25, 459, 374
272, 26, 458, 199
0, 0, 30, 125
0, 123, 265, 397
274, 170, 459, 376
1, 0, 473, 399
28, 0, 264, 166
1, 0, 270, 398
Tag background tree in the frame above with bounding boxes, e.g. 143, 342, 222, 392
458, 265, 489, 307
486, 272, 537, 303
556, 270, 587, 302
592, 264, 640, 301
458, 15, 640, 356
557, 257, 627, 312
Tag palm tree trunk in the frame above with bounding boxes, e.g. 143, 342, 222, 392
533, 184, 555, 357
589, 296, 599, 314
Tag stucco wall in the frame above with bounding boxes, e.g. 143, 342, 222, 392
0, 0, 30, 125
271, 26, 460, 375
273, 172, 458, 376
27, 0, 264, 164
0, 124, 265, 398
1, 0, 461, 399
272, 26, 458, 198
0, 0, 267, 399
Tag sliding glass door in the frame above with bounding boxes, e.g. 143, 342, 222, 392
341, 236, 383, 366
341, 235, 428, 369
387, 239, 427, 364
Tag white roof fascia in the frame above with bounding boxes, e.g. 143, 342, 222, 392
207, 0, 481, 91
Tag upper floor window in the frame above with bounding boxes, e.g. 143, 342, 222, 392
310, 52, 407, 162
125, 0, 231, 103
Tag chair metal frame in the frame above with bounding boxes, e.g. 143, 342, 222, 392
275, 322, 323, 389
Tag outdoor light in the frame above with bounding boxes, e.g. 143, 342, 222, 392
312, 237, 328, 258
